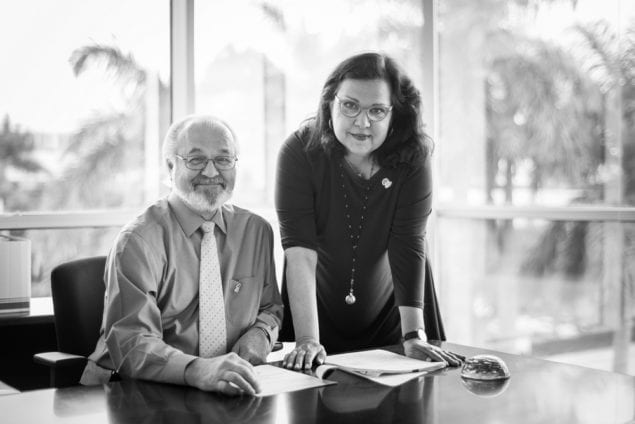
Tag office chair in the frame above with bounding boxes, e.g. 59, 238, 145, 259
33, 256, 106, 388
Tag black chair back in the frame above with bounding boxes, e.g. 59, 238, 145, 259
50, 256, 107, 357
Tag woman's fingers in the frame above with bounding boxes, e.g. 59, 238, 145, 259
282, 342, 326, 369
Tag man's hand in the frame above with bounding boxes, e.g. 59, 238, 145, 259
184, 353, 260, 395
282, 338, 326, 370
231, 327, 271, 365
403, 339, 463, 367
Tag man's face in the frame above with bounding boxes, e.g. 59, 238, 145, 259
170, 122, 237, 217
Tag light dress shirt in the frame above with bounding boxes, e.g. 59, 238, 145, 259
81, 192, 283, 385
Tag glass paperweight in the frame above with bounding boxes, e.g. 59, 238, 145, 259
460, 354, 511, 381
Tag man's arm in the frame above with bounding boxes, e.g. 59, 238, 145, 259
102, 231, 198, 385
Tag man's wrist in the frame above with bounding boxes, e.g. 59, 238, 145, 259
253, 326, 271, 345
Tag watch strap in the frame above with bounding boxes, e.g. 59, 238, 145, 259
403, 328, 425, 341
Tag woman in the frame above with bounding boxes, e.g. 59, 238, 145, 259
275, 52, 461, 370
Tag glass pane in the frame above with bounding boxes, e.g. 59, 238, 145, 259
2, 228, 121, 297
0, 0, 171, 213
436, 217, 635, 374
437, 0, 635, 207
193, 0, 426, 210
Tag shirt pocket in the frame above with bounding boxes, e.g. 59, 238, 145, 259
226, 276, 260, 327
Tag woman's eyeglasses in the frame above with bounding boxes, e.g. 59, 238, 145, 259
334, 95, 393, 122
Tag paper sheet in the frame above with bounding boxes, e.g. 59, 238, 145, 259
254, 364, 335, 397
326, 349, 446, 374
315, 363, 428, 387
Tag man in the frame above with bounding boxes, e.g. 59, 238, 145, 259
81, 115, 283, 395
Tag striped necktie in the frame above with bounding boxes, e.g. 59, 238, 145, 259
198, 221, 227, 357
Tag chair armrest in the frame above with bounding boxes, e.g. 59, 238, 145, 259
33, 352, 88, 388
33, 352, 87, 368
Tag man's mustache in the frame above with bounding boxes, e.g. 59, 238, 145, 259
192, 177, 226, 188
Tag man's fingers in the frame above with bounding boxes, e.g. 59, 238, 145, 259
223, 371, 258, 395
222, 355, 260, 393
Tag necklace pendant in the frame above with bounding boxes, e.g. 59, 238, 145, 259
345, 293, 356, 305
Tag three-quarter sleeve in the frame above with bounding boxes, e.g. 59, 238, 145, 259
388, 158, 433, 308
275, 131, 318, 250
103, 231, 196, 385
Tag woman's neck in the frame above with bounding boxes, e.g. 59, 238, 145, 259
344, 153, 376, 179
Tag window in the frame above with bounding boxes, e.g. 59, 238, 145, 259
1, 0, 633, 377
193, 0, 427, 214
0, 0, 170, 295
435, 0, 635, 373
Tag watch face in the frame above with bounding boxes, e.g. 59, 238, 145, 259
416, 329, 426, 340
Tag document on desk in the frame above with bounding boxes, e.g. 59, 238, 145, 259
254, 364, 336, 397
314, 349, 446, 387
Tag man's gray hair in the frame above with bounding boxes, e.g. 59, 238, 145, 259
162, 114, 238, 170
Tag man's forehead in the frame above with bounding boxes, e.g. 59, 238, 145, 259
180, 120, 235, 153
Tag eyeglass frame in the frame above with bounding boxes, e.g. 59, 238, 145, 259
175, 154, 238, 171
333, 95, 393, 122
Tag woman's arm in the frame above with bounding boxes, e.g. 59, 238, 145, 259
281, 246, 327, 369
399, 306, 461, 366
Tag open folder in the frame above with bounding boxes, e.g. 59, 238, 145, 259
314, 349, 446, 386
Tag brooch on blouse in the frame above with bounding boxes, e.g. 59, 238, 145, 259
382, 178, 392, 189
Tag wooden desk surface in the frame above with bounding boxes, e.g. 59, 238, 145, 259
1, 342, 633, 424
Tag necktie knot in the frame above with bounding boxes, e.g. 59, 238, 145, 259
201, 221, 215, 234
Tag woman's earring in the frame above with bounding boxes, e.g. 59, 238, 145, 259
328, 119, 333, 129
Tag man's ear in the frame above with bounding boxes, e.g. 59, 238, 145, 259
166, 159, 174, 180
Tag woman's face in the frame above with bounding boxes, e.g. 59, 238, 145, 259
330, 78, 392, 159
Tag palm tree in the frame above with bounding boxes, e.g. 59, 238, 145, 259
0, 115, 46, 212
503, 19, 635, 373
46, 43, 168, 210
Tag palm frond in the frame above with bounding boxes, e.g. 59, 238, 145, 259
69, 43, 146, 87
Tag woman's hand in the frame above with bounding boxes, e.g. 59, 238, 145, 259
282, 338, 326, 370
403, 339, 463, 367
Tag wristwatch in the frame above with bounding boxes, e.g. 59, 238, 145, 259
403, 328, 426, 341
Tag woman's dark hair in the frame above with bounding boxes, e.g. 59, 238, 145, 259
306, 52, 432, 168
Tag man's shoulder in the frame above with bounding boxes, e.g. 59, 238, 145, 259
118, 198, 172, 242
223, 204, 272, 232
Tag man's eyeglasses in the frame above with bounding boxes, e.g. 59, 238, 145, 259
176, 155, 238, 171
334, 95, 393, 122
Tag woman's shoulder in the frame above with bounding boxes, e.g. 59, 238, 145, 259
280, 123, 326, 163
281, 123, 313, 149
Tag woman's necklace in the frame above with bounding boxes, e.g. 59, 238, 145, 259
339, 157, 375, 305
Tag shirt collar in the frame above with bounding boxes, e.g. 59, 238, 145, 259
168, 192, 227, 237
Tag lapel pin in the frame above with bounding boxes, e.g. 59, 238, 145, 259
382, 178, 392, 189
233, 281, 242, 293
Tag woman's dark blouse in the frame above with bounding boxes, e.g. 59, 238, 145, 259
275, 127, 432, 353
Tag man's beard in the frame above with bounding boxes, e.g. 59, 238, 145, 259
174, 185, 232, 216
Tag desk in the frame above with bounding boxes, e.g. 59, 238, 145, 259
1, 342, 633, 424
0, 297, 56, 390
